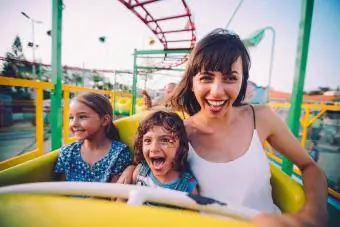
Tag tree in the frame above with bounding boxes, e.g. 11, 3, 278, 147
0, 36, 34, 99
91, 73, 104, 89
306, 86, 332, 95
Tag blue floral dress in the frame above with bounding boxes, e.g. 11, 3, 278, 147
55, 140, 132, 182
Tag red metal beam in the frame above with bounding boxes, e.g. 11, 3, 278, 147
161, 28, 194, 34
117, 0, 196, 67
166, 39, 193, 43
131, 0, 160, 8
148, 13, 190, 23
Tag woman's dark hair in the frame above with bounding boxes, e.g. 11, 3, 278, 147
167, 28, 251, 116
134, 111, 189, 172
75, 93, 119, 140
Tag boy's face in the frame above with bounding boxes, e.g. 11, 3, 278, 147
142, 126, 180, 179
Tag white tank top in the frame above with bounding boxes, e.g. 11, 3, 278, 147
188, 130, 280, 213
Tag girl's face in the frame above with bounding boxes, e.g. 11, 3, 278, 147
192, 56, 243, 118
142, 126, 180, 178
69, 100, 104, 141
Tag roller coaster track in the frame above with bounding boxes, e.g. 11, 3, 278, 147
117, 0, 196, 68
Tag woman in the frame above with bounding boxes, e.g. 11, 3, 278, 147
167, 28, 327, 226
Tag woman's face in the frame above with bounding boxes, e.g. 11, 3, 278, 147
192, 56, 243, 118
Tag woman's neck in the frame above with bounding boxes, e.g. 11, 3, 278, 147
194, 108, 236, 131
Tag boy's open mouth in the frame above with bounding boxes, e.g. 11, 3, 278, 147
150, 157, 165, 170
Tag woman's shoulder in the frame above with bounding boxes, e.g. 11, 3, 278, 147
252, 104, 280, 125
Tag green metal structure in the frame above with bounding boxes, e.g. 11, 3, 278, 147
50, 0, 63, 150
131, 48, 191, 114
283, 0, 315, 175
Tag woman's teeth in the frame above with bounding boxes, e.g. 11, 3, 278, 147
207, 100, 227, 107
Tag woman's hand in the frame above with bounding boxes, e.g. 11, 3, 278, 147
116, 165, 136, 184
253, 211, 326, 227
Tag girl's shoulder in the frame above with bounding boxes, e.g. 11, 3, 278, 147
110, 139, 129, 150
59, 141, 81, 154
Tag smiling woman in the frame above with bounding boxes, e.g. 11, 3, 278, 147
167, 28, 328, 227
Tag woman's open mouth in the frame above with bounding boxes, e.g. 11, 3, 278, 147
206, 99, 228, 112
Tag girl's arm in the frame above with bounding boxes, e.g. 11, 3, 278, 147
117, 165, 136, 184
256, 106, 328, 226
58, 174, 66, 181
132, 164, 141, 184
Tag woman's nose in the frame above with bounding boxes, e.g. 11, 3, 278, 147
210, 81, 224, 97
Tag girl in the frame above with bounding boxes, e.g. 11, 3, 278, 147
167, 28, 327, 226
55, 93, 132, 183
132, 111, 198, 194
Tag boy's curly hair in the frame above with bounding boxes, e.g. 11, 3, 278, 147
134, 111, 189, 172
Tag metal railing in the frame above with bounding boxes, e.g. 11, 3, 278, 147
0, 76, 133, 170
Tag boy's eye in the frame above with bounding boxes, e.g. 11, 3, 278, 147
69, 116, 74, 120
160, 138, 170, 143
160, 137, 175, 144
143, 138, 151, 144
79, 115, 87, 119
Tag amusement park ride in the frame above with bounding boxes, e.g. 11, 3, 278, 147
0, 0, 339, 226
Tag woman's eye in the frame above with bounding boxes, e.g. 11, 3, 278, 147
223, 75, 238, 83
199, 75, 212, 82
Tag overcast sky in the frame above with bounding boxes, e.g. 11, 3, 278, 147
0, 0, 339, 92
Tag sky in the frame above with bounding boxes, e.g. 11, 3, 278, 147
0, 0, 339, 92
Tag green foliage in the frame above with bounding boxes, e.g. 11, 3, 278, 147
0, 36, 34, 100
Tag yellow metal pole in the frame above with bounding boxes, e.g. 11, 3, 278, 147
63, 90, 70, 144
300, 107, 310, 148
307, 109, 326, 128
35, 88, 44, 156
